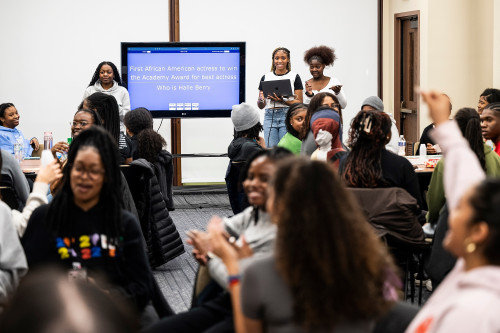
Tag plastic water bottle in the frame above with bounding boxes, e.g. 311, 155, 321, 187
56, 137, 72, 163
44, 131, 53, 151
14, 137, 24, 163
419, 144, 427, 158
398, 135, 406, 156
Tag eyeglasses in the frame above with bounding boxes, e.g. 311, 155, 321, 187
70, 121, 90, 128
71, 163, 105, 179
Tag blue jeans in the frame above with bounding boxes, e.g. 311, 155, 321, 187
264, 108, 288, 148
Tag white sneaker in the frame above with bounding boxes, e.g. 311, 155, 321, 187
425, 279, 433, 292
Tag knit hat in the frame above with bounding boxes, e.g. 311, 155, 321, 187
361, 96, 384, 112
231, 103, 260, 131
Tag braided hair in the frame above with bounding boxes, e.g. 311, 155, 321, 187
343, 110, 392, 187
270, 47, 291, 72
88, 61, 123, 87
46, 126, 123, 241
454, 108, 486, 171
80, 93, 120, 144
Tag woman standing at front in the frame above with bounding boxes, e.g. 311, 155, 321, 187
257, 47, 303, 148
303, 45, 347, 109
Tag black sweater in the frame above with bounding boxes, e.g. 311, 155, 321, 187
21, 202, 153, 311
340, 149, 423, 208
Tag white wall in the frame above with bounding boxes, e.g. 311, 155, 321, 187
0, 0, 378, 183
179, 0, 378, 182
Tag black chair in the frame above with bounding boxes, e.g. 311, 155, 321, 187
0, 173, 20, 210
373, 301, 420, 333
0, 186, 19, 210
348, 187, 429, 304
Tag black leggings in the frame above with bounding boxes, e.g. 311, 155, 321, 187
143, 293, 234, 333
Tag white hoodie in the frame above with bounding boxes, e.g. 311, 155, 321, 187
83, 80, 131, 128
406, 259, 500, 332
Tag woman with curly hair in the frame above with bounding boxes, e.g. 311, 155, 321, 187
303, 45, 347, 109
83, 61, 130, 127
208, 158, 399, 332
257, 47, 303, 148
341, 110, 422, 207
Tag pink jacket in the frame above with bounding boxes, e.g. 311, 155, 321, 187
406, 121, 500, 332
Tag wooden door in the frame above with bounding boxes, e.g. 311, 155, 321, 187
394, 12, 420, 144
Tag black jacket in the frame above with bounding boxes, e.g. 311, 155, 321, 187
126, 159, 184, 268
152, 150, 175, 211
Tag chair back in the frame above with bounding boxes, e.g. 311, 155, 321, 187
348, 187, 425, 245
0, 173, 20, 210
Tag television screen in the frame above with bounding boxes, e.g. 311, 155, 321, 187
121, 42, 245, 118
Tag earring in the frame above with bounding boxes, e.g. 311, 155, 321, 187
465, 241, 477, 253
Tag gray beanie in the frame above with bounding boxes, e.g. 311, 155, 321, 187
361, 96, 384, 112
231, 102, 260, 131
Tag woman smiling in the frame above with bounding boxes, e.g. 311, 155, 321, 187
0, 103, 39, 158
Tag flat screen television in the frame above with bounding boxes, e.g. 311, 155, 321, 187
121, 42, 245, 118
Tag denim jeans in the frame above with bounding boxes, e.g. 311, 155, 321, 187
264, 107, 288, 148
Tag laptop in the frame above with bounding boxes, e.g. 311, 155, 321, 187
261, 79, 294, 98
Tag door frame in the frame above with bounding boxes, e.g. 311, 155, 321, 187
394, 10, 420, 139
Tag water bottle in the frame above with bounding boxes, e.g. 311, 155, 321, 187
14, 137, 24, 163
56, 137, 72, 163
398, 135, 406, 156
419, 144, 427, 158
44, 131, 53, 151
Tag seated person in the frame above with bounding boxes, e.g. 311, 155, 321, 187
135, 128, 175, 210
144, 148, 291, 333
340, 110, 423, 208
0, 268, 138, 333
21, 127, 154, 319
0, 103, 39, 158
477, 88, 500, 115
427, 108, 500, 225
209, 158, 401, 333
481, 102, 500, 156
309, 107, 346, 169
277, 103, 307, 155
361, 96, 399, 154
123, 107, 154, 160
300, 92, 342, 156
1, 149, 30, 208
416, 94, 452, 155
0, 194, 28, 313
80, 93, 132, 164
227, 103, 265, 214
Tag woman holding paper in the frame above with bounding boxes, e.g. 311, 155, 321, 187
257, 47, 303, 148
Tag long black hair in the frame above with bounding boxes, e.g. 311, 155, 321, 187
80, 93, 120, 144
343, 110, 392, 188
88, 61, 122, 87
454, 108, 486, 171
46, 126, 123, 239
